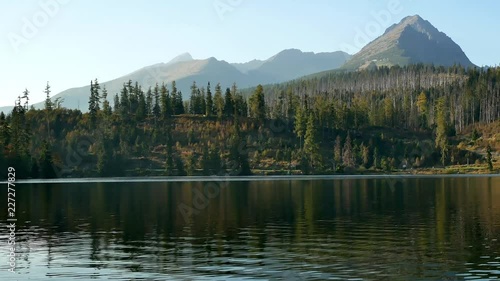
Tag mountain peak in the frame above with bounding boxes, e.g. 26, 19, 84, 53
401, 14, 423, 24
167, 52, 193, 65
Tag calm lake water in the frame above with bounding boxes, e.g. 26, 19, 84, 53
1, 176, 499, 280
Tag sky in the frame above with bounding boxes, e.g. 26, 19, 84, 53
1, 0, 499, 107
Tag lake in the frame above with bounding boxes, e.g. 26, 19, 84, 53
1, 176, 499, 280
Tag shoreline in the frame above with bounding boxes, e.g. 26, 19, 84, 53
5, 173, 499, 185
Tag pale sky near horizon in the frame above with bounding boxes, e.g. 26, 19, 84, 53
1, 0, 499, 107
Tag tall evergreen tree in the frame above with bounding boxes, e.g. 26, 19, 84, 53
214, 83, 224, 119
88, 79, 101, 127
39, 140, 56, 179
44, 82, 53, 111
486, 145, 493, 171
334, 135, 342, 168
435, 97, 448, 166
294, 106, 307, 148
146, 87, 153, 118
102, 86, 112, 117
223, 88, 234, 117
304, 113, 320, 166
154, 83, 162, 121
249, 84, 266, 122
205, 82, 213, 116
120, 84, 130, 119
113, 94, 120, 113
343, 134, 355, 168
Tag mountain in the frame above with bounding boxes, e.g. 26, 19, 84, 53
341, 15, 475, 70
231, 59, 265, 73
250, 49, 351, 82
1, 49, 351, 113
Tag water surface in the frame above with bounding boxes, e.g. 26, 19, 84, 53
1, 176, 499, 280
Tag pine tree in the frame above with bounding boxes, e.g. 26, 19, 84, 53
113, 94, 120, 113
373, 147, 380, 169
120, 84, 130, 120
223, 88, 234, 117
39, 140, 56, 178
209, 144, 222, 174
214, 83, 224, 119
249, 84, 266, 122
200, 87, 206, 116
165, 147, 174, 176
202, 144, 211, 175
190, 81, 198, 114
136, 89, 146, 121
304, 113, 319, 166
102, 86, 112, 117
416, 92, 428, 128
334, 135, 342, 167
44, 82, 53, 111
146, 87, 153, 118
361, 143, 370, 168
165, 129, 175, 176
435, 97, 448, 166
294, 106, 306, 149
206, 82, 214, 116
171, 81, 184, 115
154, 83, 161, 121
486, 145, 493, 171
228, 116, 251, 175
343, 133, 355, 168
384, 97, 394, 127
88, 79, 101, 127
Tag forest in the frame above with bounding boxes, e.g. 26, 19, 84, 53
0, 64, 498, 179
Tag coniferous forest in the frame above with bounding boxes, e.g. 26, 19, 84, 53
0, 64, 498, 179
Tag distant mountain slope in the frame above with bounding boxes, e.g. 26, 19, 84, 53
341, 15, 475, 70
231, 59, 265, 73
251, 49, 351, 82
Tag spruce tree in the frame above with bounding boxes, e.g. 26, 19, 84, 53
224, 88, 234, 117
304, 113, 319, 166
486, 145, 494, 171
44, 82, 53, 111
343, 134, 355, 168
249, 84, 266, 122
214, 83, 224, 119
206, 82, 213, 116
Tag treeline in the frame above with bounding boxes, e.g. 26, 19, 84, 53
0, 64, 497, 179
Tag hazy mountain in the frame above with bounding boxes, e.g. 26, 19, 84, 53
1, 49, 350, 113
251, 49, 351, 82
341, 15, 475, 70
231, 59, 265, 73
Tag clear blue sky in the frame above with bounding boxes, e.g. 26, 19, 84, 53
1, 0, 499, 107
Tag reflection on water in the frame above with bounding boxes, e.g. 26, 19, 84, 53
0, 177, 499, 280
